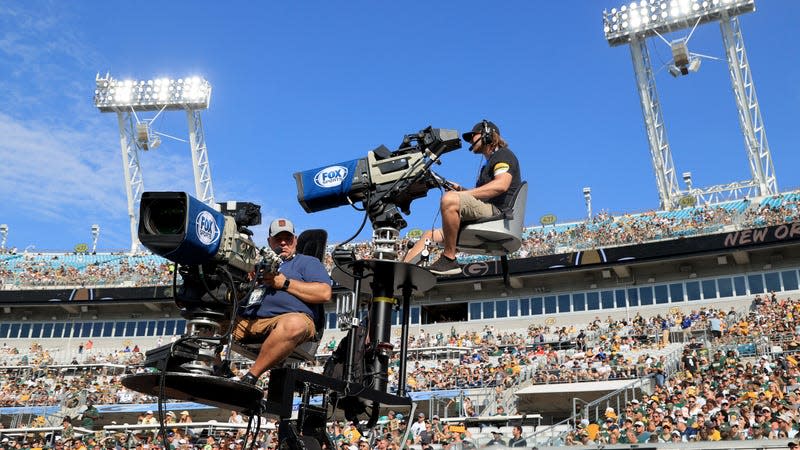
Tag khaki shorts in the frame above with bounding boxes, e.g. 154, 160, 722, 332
232, 313, 315, 343
457, 192, 498, 221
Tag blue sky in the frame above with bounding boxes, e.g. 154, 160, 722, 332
0, 1, 799, 252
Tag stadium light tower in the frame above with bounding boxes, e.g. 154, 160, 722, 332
602, 0, 777, 209
583, 187, 592, 220
91, 224, 100, 254
0, 224, 7, 252
94, 74, 215, 253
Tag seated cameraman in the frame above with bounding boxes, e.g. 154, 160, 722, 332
233, 218, 332, 385
404, 120, 521, 275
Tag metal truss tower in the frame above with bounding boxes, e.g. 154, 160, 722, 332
629, 36, 681, 210
94, 75, 215, 253
720, 11, 777, 197
603, 0, 777, 210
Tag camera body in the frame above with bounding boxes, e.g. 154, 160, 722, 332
293, 126, 461, 230
138, 191, 260, 275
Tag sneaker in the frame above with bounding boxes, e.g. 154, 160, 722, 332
428, 255, 461, 275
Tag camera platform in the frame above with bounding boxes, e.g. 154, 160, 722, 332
265, 367, 412, 418
330, 259, 436, 295
122, 372, 264, 413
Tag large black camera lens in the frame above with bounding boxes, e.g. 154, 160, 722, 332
143, 199, 186, 235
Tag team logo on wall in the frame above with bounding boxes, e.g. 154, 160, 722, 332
464, 261, 490, 277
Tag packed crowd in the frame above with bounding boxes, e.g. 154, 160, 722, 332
328, 192, 800, 268
0, 409, 279, 450
0, 293, 799, 447
385, 304, 755, 393
0, 253, 172, 288
0, 301, 760, 410
1, 193, 799, 288
326, 411, 522, 450
561, 293, 800, 445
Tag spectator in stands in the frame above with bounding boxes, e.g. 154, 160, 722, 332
507, 426, 527, 447
60, 416, 74, 443
231, 218, 332, 385
416, 422, 435, 450
485, 431, 506, 446
385, 410, 400, 434
709, 314, 722, 340
80, 400, 101, 430
410, 413, 427, 437
142, 411, 157, 425
403, 120, 522, 275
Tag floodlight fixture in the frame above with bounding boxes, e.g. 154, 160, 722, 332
94, 75, 212, 112
603, 0, 755, 47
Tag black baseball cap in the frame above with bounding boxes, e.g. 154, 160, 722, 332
462, 120, 500, 143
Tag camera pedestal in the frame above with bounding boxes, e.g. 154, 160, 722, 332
122, 259, 436, 450
331, 259, 435, 396
122, 372, 264, 413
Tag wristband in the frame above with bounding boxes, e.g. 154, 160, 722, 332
281, 278, 291, 291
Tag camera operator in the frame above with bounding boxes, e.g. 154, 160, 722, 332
233, 218, 332, 385
404, 120, 521, 275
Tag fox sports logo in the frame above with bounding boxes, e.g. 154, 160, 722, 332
314, 165, 348, 188
195, 211, 221, 245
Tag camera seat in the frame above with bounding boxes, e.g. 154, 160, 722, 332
456, 181, 528, 256
232, 229, 328, 367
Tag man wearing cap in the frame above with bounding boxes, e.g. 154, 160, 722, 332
143, 411, 158, 425
387, 410, 400, 434
410, 413, 427, 437
232, 218, 332, 385
486, 431, 506, 447
403, 120, 522, 275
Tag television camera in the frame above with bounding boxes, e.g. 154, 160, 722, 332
123, 192, 279, 407
294, 126, 461, 231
